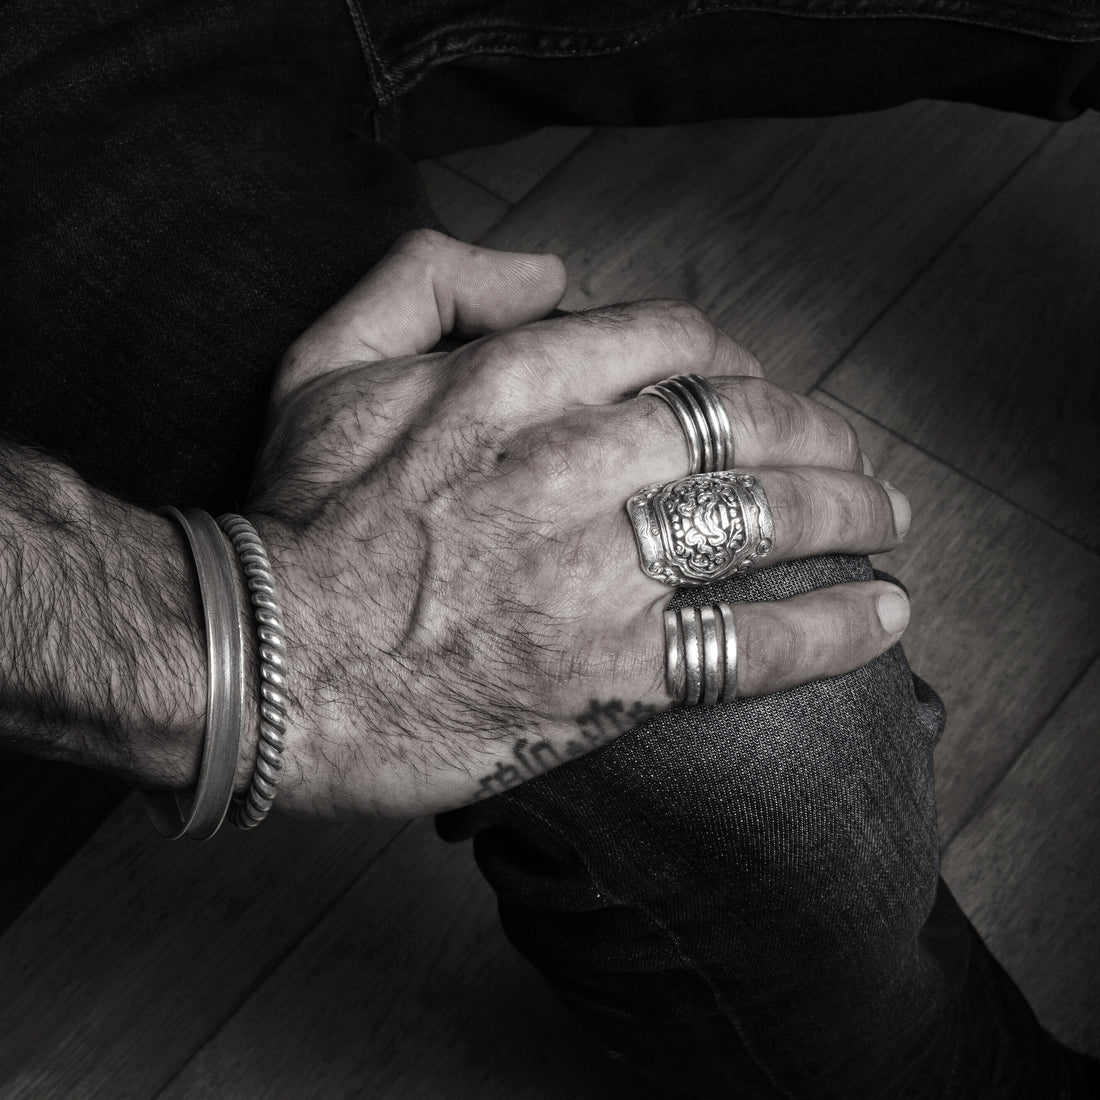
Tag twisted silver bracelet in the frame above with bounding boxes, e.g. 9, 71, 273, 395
217, 514, 290, 830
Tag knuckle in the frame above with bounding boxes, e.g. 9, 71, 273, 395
833, 480, 878, 546
393, 245, 437, 299
516, 421, 586, 502
838, 477, 890, 545
450, 331, 545, 414
395, 226, 449, 259
772, 470, 824, 556
840, 422, 862, 470
577, 301, 642, 327
460, 332, 516, 378
738, 588, 880, 695
740, 606, 800, 684
774, 470, 883, 555
465, 328, 540, 384
822, 406, 862, 469
728, 340, 763, 377
835, 476, 898, 549
825, 593, 878, 661
648, 299, 716, 351
732, 378, 795, 455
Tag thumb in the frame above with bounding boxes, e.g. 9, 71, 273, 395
274, 229, 567, 404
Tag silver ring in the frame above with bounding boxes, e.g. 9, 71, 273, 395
646, 380, 702, 472
639, 373, 734, 474
683, 374, 734, 472
627, 471, 775, 587
719, 603, 738, 701
663, 603, 738, 706
665, 377, 714, 472
663, 608, 685, 702
682, 608, 704, 706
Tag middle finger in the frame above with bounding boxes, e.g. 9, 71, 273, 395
529, 465, 909, 599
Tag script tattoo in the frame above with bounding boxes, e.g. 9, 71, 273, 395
472, 699, 659, 800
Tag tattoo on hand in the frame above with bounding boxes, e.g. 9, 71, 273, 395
473, 699, 659, 800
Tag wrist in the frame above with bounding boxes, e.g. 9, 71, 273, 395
0, 458, 202, 786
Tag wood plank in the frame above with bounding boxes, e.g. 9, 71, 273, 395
442, 126, 593, 205
418, 160, 511, 242
2, 101, 1091, 1100
477, 101, 1053, 394
0, 796, 405, 1099
942, 659, 1100, 1057
814, 395, 1100, 843
158, 818, 623, 1100
824, 113, 1100, 546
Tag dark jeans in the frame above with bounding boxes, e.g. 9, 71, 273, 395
1, 1, 1098, 1096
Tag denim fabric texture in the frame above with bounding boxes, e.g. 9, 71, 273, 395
0, 0, 438, 511
347, 0, 1100, 154
440, 557, 1087, 1098
2, 0, 1098, 1096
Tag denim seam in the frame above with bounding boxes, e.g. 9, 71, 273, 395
345, 1, 1100, 105
342, 0, 394, 101
505, 795, 798, 1100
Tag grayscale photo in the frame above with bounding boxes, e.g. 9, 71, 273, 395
0, 1, 1097, 1096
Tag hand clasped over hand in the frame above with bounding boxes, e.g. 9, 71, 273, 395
246, 230, 912, 819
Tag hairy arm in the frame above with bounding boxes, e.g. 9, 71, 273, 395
0, 439, 254, 791
0, 231, 911, 822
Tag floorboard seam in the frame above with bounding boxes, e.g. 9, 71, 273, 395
433, 158, 515, 206
807, 126, 1060, 397
444, 127, 601, 211
147, 820, 413, 1100
815, 389, 1100, 554
939, 655, 1100, 851
473, 127, 604, 219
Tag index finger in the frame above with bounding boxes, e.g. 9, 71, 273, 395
273, 229, 567, 406
446, 298, 764, 420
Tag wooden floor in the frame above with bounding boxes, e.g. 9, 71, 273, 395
1, 104, 1097, 1097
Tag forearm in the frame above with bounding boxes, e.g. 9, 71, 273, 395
0, 439, 251, 791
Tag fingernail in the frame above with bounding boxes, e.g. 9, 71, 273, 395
877, 588, 910, 635
861, 451, 875, 476
882, 481, 911, 539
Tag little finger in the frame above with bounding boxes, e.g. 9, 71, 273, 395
657, 581, 910, 703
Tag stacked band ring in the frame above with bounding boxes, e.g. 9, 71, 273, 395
664, 604, 738, 706
640, 373, 734, 474
627, 470, 775, 586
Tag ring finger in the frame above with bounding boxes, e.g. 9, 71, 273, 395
510, 376, 867, 494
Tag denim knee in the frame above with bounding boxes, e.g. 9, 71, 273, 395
439, 554, 951, 1096
441, 553, 945, 930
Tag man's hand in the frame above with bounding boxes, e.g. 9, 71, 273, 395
249, 230, 912, 819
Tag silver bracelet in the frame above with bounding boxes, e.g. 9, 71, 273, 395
143, 508, 245, 841
217, 514, 290, 830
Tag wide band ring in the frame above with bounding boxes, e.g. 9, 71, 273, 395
639, 373, 734, 474
627, 471, 775, 587
663, 604, 738, 706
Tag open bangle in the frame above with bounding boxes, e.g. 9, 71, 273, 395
143, 507, 245, 841
217, 514, 290, 830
